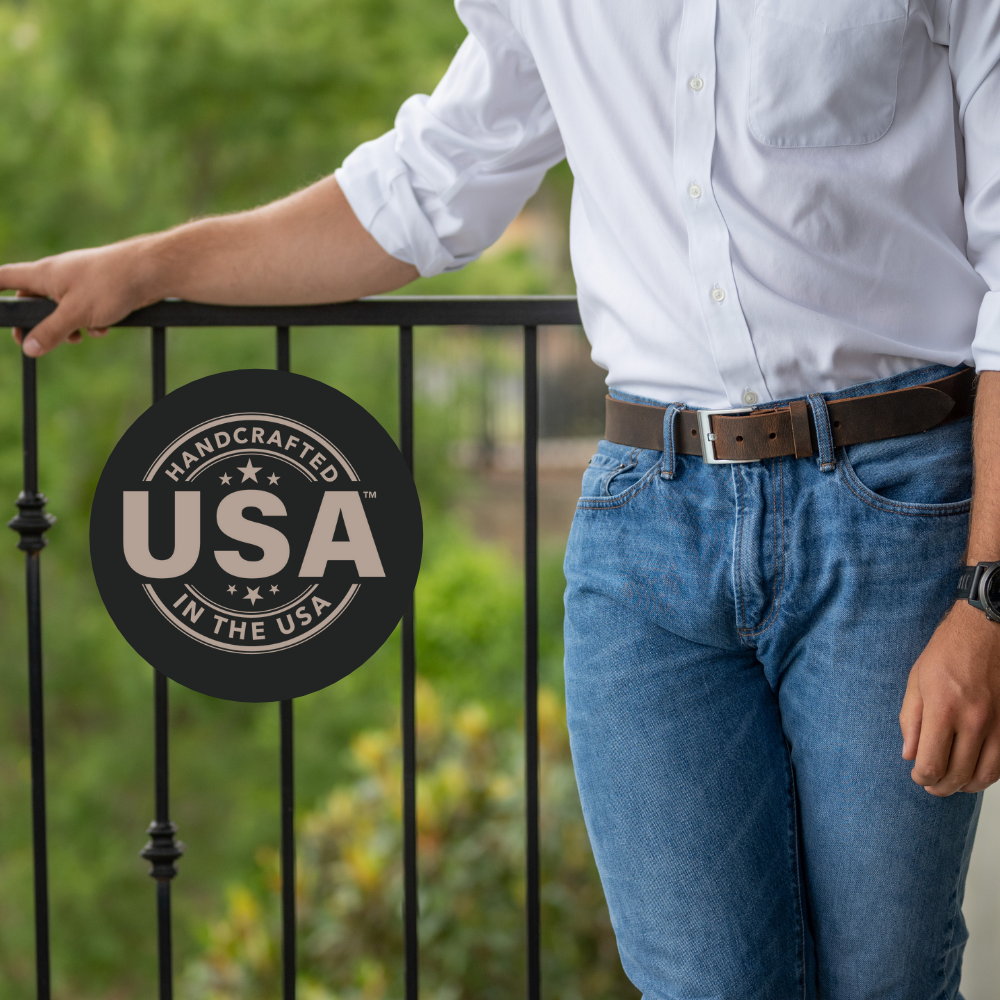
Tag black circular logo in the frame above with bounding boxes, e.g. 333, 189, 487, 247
90, 369, 422, 702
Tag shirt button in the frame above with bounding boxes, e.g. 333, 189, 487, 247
742, 390, 759, 405
711, 287, 726, 303
688, 183, 702, 199
689, 76, 704, 91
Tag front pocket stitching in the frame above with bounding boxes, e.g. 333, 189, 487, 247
600, 449, 639, 496
838, 452, 971, 517
577, 465, 660, 510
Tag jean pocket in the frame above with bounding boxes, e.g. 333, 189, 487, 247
749, 0, 907, 148
577, 442, 661, 508
838, 417, 972, 517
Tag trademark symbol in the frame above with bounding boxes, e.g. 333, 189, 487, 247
364, 490, 377, 499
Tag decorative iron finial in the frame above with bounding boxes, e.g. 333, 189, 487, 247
140, 821, 185, 882
8, 490, 55, 552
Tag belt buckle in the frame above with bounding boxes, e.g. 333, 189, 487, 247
696, 407, 758, 465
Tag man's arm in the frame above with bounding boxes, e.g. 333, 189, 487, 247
0, 0, 563, 359
900, 369, 1000, 795
0, 175, 418, 358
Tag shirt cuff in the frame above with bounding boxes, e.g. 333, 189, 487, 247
971, 289, 1000, 372
336, 131, 468, 278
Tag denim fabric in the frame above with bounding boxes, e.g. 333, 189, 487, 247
564, 364, 983, 1000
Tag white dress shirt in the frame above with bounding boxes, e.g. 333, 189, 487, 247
336, 0, 1000, 408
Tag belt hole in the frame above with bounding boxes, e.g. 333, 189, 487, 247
833, 420, 841, 428
736, 435, 743, 443
691, 428, 698, 436
768, 432, 776, 439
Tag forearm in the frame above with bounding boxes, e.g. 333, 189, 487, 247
1, 175, 418, 356
966, 370, 1000, 563
138, 175, 416, 305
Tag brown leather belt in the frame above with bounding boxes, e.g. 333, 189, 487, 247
605, 367, 975, 464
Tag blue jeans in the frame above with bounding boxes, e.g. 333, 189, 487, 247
563, 364, 983, 1000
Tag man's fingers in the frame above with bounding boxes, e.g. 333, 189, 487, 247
20, 304, 85, 357
899, 666, 923, 761
910, 714, 955, 789
9, 286, 49, 346
0, 262, 49, 296
922, 727, 986, 797
963, 734, 1000, 793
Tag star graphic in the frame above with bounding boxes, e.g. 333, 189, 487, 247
220, 472, 232, 485
270, 585, 280, 595
267, 473, 280, 486
243, 586, 262, 606
227, 584, 237, 595
236, 459, 261, 483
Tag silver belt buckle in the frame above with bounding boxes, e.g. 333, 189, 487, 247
696, 407, 759, 465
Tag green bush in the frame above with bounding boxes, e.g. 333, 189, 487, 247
183, 681, 637, 1000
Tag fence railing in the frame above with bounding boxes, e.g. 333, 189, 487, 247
1, 294, 582, 1000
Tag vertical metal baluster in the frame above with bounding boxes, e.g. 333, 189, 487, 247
141, 328, 184, 1000
8, 343, 55, 1000
399, 326, 418, 1000
276, 325, 297, 1000
277, 326, 290, 374
280, 699, 295, 1000
523, 325, 540, 1000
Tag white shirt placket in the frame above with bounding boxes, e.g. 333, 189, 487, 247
673, 0, 770, 408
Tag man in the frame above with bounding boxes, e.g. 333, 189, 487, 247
2, 0, 999, 996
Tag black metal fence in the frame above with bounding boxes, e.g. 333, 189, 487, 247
1, 294, 582, 1000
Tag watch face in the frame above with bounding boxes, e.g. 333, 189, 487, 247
982, 565, 1000, 619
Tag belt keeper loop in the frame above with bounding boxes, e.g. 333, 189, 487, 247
788, 398, 813, 459
660, 402, 686, 479
806, 393, 836, 472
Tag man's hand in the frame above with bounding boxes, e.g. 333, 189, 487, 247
901, 601, 1000, 795
0, 175, 417, 357
1, 241, 159, 356
901, 369, 1000, 796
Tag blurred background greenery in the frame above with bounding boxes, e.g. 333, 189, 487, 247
0, 1, 626, 998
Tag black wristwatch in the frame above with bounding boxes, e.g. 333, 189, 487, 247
955, 562, 1000, 622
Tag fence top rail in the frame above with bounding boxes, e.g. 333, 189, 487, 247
0, 295, 581, 329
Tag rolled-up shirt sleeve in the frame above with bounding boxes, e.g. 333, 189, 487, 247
335, 0, 565, 276
950, 0, 1000, 370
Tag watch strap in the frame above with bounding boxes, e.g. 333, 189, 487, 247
956, 565, 981, 602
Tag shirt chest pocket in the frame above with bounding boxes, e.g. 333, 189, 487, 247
748, 0, 908, 148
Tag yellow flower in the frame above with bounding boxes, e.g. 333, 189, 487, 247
436, 759, 468, 802
344, 843, 384, 890
489, 775, 517, 802
351, 730, 394, 772
455, 702, 489, 741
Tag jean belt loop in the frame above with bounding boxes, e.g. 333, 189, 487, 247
660, 402, 686, 479
806, 393, 837, 473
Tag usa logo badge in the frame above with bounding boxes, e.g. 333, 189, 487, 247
90, 369, 422, 701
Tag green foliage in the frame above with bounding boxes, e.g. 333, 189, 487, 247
182, 681, 636, 1000
0, 0, 466, 258
0, 1, 594, 997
